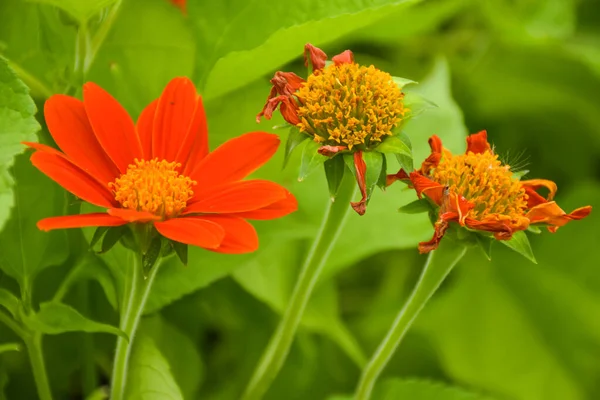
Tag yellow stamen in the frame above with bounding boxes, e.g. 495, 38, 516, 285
433, 150, 528, 220
110, 159, 195, 219
296, 63, 405, 150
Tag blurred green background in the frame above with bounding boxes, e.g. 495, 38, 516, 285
0, 0, 599, 399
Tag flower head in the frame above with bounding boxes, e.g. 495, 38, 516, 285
389, 130, 592, 254
258, 43, 410, 215
25, 77, 297, 254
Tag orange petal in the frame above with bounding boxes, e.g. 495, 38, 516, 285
256, 95, 300, 125
526, 202, 592, 232
521, 179, 558, 209
465, 130, 490, 154
30, 151, 117, 208
332, 50, 354, 65
350, 151, 367, 216
83, 82, 143, 173
107, 208, 160, 223
443, 191, 474, 225
304, 43, 328, 72
154, 217, 225, 249
270, 71, 305, 96
318, 145, 347, 157
37, 213, 126, 232
44, 95, 120, 187
152, 77, 198, 162
188, 131, 280, 197
420, 135, 443, 175
199, 215, 259, 254
232, 191, 298, 220
136, 98, 158, 159
464, 215, 528, 240
409, 172, 444, 205
386, 169, 410, 186
178, 96, 209, 170
184, 180, 289, 215
418, 212, 458, 253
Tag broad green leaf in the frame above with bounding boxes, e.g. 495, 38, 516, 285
125, 332, 184, 400
141, 316, 204, 399
0, 155, 68, 287
25, 302, 126, 339
284, 127, 310, 168
299, 140, 328, 181
0, 343, 20, 354
0, 289, 19, 317
374, 378, 497, 400
398, 198, 431, 214
375, 135, 412, 157
324, 156, 347, 199
0, 56, 40, 231
191, 0, 419, 99
26, 0, 117, 24
499, 231, 537, 264
88, 0, 194, 116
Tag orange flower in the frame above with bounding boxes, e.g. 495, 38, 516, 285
389, 130, 592, 253
258, 43, 407, 215
25, 77, 297, 254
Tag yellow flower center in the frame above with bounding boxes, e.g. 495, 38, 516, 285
110, 159, 195, 219
433, 150, 528, 220
296, 63, 405, 150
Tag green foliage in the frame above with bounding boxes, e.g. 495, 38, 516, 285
374, 378, 496, 400
26, 0, 118, 24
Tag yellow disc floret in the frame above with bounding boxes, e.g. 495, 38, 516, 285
296, 63, 405, 150
110, 159, 195, 219
433, 150, 528, 220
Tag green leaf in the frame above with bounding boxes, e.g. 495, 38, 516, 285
324, 156, 347, 200
0, 155, 68, 288
299, 140, 327, 181
0, 56, 40, 231
25, 302, 127, 339
191, 0, 419, 99
125, 331, 184, 400
284, 127, 310, 169
393, 76, 417, 88
25, 0, 118, 24
375, 135, 412, 157
90, 226, 110, 249
475, 235, 493, 261
0, 288, 19, 317
0, 343, 20, 355
374, 378, 497, 400
171, 241, 188, 267
363, 151, 384, 200
499, 230, 537, 264
398, 198, 431, 214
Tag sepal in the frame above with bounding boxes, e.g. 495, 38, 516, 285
324, 156, 346, 199
403, 90, 437, 121
499, 230, 537, 264
284, 126, 309, 168
299, 140, 327, 181
398, 198, 432, 214
393, 76, 417, 89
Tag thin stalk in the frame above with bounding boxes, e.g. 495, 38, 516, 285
242, 173, 357, 400
86, 0, 123, 75
24, 334, 53, 400
354, 240, 468, 400
5, 60, 53, 99
110, 252, 161, 400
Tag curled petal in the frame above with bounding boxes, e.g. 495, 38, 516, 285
304, 43, 328, 72
443, 191, 474, 225
37, 213, 127, 232
350, 151, 367, 216
270, 72, 305, 96
107, 208, 160, 223
409, 172, 445, 205
526, 202, 592, 232
318, 145, 347, 157
256, 95, 300, 125
465, 130, 490, 154
332, 50, 354, 65
386, 169, 410, 187
418, 212, 458, 253
420, 135, 444, 175
521, 179, 557, 206
464, 214, 529, 240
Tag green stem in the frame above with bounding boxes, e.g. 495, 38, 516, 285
354, 240, 468, 400
110, 251, 161, 400
5, 59, 53, 99
86, 0, 123, 76
241, 173, 357, 400
24, 334, 53, 400
78, 281, 98, 396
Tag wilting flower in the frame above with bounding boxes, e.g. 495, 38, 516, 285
25, 77, 297, 254
388, 130, 592, 253
257, 44, 410, 215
